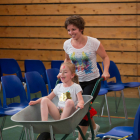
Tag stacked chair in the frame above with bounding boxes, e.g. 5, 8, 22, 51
106, 61, 140, 99
46, 68, 60, 94
97, 62, 111, 125
25, 71, 48, 102
1, 75, 29, 140
101, 61, 127, 119
51, 60, 64, 69
0, 58, 26, 89
97, 105, 140, 140
24, 59, 48, 85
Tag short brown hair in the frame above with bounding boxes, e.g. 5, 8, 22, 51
64, 15, 85, 34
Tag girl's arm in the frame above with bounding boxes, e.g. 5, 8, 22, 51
96, 43, 110, 80
76, 92, 84, 109
47, 91, 56, 100
29, 91, 56, 106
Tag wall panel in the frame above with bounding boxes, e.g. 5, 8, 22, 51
0, 39, 137, 51
0, 0, 137, 4
0, 27, 137, 39
0, 15, 137, 27
0, 3, 136, 15
0, 1, 139, 98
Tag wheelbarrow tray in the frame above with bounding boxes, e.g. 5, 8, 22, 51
11, 95, 93, 134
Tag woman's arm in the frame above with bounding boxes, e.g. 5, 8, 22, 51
29, 91, 56, 106
64, 53, 72, 63
96, 43, 110, 80
76, 92, 84, 109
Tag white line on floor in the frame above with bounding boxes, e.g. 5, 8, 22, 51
3, 125, 23, 130
75, 130, 104, 134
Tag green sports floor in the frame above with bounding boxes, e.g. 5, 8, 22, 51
0, 92, 140, 140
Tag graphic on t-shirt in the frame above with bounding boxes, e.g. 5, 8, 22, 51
70, 52, 94, 74
59, 91, 72, 101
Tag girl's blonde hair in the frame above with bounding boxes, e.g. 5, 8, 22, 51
60, 62, 79, 84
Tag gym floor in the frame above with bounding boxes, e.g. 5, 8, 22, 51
0, 92, 139, 140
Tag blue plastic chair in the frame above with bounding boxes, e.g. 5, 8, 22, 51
0, 97, 28, 140
25, 71, 48, 102
24, 59, 48, 85
1, 75, 29, 140
97, 105, 140, 140
51, 60, 64, 69
46, 68, 60, 94
102, 61, 127, 119
0, 60, 2, 91
0, 58, 25, 83
97, 63, 111, 125
1, 75, 29, 108
108, 61, 140, 98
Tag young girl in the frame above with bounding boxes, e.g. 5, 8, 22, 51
29, 62, 84, 121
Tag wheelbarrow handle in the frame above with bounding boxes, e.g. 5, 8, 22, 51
91, 77, 105, 97
55, 78, 61, 86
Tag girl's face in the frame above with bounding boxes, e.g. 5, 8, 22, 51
59, 64, 74, 83
67, 24, 83, 40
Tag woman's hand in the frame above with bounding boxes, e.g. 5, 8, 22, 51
76, 103, 84, 109
102, 71, 110, 80
29, 101, 37, 106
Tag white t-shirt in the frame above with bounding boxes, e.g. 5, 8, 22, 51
53, 83, 82, 108
63, 36, 100, 82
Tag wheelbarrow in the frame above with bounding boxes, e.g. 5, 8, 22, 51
11, 78, 104, 140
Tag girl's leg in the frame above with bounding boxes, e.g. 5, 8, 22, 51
40, 97, 60, 121
60, 99, 76, 120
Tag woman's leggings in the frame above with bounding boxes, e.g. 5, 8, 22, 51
79, 77, 101, 126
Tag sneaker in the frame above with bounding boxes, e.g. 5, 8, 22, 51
88, 124, 100, 139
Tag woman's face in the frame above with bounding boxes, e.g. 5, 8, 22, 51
67, 24, 83, 40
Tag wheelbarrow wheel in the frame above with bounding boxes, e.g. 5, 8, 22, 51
36, 132, 55, 140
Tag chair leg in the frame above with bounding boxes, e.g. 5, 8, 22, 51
0, 116, 6, 132
98, 96, 105, 116
23, 82, 26, 89
0, 116, 6, 140
0, 128, 3, 140
138, 87, 140, 99
19, 127, 25, 140
105, 95, 111, 125
114, 91, 118, 113
0, 82, 2, 92
121, 90, 128, 120
101, 105, 104, 116
115, 92, 122, 113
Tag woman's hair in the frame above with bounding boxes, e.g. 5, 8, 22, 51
64, 15, 85, 34
60, 62, 79, 84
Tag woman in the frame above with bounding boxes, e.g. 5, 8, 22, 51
63, 15, 110, 140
